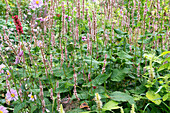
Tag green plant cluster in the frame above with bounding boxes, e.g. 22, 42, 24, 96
0, 0, 169, 113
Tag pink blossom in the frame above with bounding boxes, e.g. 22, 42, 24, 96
6, 70, 11, 78
6, 89, 18, 101
14, 56, 20, 64
29, 0, 43, 10
37, 40, 43, 47
0, 106, 8, 113
0, 64, 5, 74
82, 36, 87, 41
28, 92, 37, 101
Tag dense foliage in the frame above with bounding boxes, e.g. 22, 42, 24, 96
0, 0, 169, 113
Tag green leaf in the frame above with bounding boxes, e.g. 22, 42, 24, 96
64, 82, 74, 88
67, 108, 84, 113
110, 91, 135, 105
143, 37, 153, 44
30, 89, 40, 93
83, 58, 101, 69
90, 73, 111, 85
111, 69, 126, 81
157, 63, 169, 72
31, 103, 37, 113
14, 102, 27, 113
164, 57, 170, 62
53, 68, 64, 77
56, 82, 73, 93
129, 84, 146, 94
80, 111, 90, 113
114, 29, 127, 35
162, 93, 169, 101
146, 91, 162, 105
102, 100, 119, 111
32, 46, 40, 53
67, 44, 74, 52
159, 51, 170, 57
144, 54, 155, 60
117, 51, 133, 59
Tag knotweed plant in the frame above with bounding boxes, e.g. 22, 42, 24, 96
94, 93, 102, 112
0, 0, 169, 112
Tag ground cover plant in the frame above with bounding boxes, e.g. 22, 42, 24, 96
0, 0, 169, 113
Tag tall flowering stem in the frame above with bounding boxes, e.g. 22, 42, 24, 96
4, 0, 11, 23
12, 15, 24, 34
39, 79, 45, 113
73, 72, 80, 101
57, 81, 61, 111
94, 93, 102, 112
40, 47, 48, 77
101, 54, 107, 74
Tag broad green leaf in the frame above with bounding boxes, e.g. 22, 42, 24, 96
143, 37, 153, 44
30, 89, 40, 93
110, 91, 135, 105
111, 69, 126, 81
121, 68, 131, 74
64, 82, 74, 88
164, 57, 170, 62
162, 93, 169, 101
67, 108, 84, 113
103, 106, 124, 113
72, 91, 88, 99
67, 44, 74, 52
117, 51, 133, 59
31, 103, 37, 113
14, 102, 27, 113
146, 91, 162, 105
159, 51, 170, 57
157, 63, 169, 72
144, 54, 155, 60
129, 84, 146, 94
114, 29, 127, 35
80, 112, 91, 113
94, 86, 105, 94
56, 82, 73, 93
89, 73, 111, 85
102, 100, 119, 111
83, 58, 101, 69
53, 68, 64, 77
